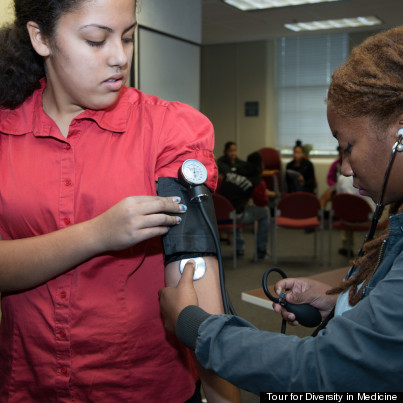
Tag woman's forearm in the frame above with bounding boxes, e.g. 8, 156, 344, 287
0, 195, 186, 292
0, 219, 103, 292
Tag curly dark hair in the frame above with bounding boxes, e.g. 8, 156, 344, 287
0, 0, 88, 109
326, 26, 403, 306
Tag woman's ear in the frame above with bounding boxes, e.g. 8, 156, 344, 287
26, 21, 51, 57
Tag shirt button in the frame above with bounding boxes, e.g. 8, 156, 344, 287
60, 291, 67, 299
64, 217, 71, 225
64, 179, 72, 187
58, 330, 66, 339
65, 144, 71, 150
60, 367, 68, 376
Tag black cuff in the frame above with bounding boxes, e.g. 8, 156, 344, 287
176, 305, 211, 350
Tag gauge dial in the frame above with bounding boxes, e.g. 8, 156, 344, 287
179, 159, 208, 186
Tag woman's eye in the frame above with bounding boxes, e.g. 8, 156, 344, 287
344, 143, 352, 154
86, 40, 105, 47
123, 37, 134, 44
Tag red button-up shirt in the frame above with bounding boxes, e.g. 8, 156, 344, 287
0, 80, 217, 402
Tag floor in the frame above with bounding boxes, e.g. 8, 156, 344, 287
217, 223, 362, 401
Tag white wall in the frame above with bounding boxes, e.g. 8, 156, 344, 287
136, 0, 202, 109
138, 28, 200, 109
137, 0, 201, 44
201, 40, 277, 161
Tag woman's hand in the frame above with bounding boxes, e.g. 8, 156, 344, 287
92, 196, 186, 251
0, 195, 186, 292
273, 278, 338, 326
159, 262, 199, 333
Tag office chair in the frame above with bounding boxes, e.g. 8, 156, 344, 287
212, 193, 257, 268
273, 192, 324, 264
259, 147, 283, 192
328, 193, 379, 266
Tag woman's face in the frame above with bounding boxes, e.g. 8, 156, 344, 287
226, 145, 237, 162
42, 0, 136, 113
327, 108, 403, 204
293, 146, 304, 162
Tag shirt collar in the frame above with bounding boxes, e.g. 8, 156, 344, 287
0, 78, 129, 137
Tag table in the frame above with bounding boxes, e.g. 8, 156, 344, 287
241, 267, 349, 310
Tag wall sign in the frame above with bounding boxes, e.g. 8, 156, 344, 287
245, 101, 259, 117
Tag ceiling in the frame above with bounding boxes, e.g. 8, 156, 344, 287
202, 0, 402, 44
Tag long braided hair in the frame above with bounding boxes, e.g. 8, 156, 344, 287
326, 26, 403, 306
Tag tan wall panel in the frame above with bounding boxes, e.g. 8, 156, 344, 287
0, 0, 14, 26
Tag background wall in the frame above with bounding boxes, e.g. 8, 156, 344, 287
201, 40, 276, 161
137, 28, 201, 109
136, 0, 202, 109
0, 0, 14, 25
137, 0, 201, 44
201, 31, 377, 197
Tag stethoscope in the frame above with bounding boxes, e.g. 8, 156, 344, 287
263, 132, 403, 335
364, 131, 403, 244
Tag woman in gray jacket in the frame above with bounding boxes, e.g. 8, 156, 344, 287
159, 26, 403, 393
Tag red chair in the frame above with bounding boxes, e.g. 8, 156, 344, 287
273, 192, 324, 264
259, 147, 282, 192
328, 193, 384, 266
212, 193, 257, 268
212, 193, 242, 268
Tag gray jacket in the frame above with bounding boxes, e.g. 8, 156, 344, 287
176, 213, 403, 393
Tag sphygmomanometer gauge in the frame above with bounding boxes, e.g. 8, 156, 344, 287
179, 159, 208, 187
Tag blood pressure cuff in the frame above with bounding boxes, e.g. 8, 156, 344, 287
157, 177, 219, 265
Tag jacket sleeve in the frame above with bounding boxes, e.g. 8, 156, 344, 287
252, 180, 269, 206
186, 252, 403, 393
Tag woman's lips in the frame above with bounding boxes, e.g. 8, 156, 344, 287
103, 75, 124, 91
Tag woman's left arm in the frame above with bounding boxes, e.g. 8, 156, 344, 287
165, 257, 241, 403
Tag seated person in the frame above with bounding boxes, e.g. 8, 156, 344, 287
216, 141, 245, 177
219, 152, 276, 259
286, 141, 316, 193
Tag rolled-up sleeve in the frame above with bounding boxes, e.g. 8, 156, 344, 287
154, 101, 217, 191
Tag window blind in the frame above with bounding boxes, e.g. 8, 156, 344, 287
276, 33, 349, 152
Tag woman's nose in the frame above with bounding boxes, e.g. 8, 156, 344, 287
340, 156, 353, 177
108, 41, 128, 68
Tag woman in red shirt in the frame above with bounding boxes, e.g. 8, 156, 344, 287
0, 0, 239, 402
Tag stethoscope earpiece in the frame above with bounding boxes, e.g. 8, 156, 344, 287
397, 129, 403, 151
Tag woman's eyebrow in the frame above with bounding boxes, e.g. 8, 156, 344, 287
79, 22, 137, 34
80, 24, 113, 33
123, 22, 137, 34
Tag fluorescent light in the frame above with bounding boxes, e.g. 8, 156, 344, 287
223, 0, 341, 11
285, 16, 382, 32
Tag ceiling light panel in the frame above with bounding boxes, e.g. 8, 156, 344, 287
285, 16, 382, 31
223, 0, 341, 11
